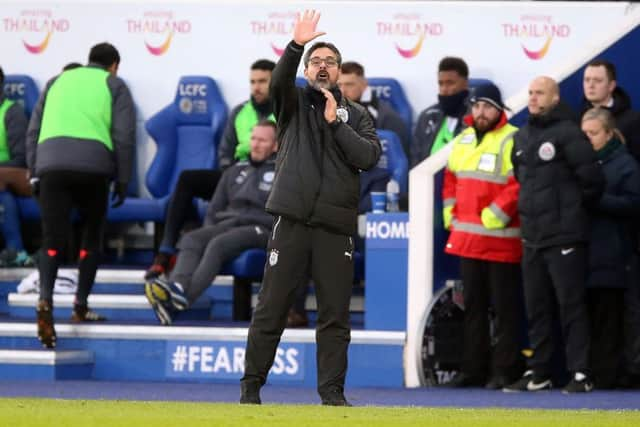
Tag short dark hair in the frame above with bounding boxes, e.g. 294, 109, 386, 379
63, 62, 83, 71
88, 42, 120, 69
303, 42, 342, 68
438, 56, 469, 79
251, 59, 276, 72
0, 66, 4, 87
340, 61, 365, 77
586, 59, 617, 81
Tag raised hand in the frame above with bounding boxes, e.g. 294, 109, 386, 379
293, 10, 326, 46
320, 88, 337, 123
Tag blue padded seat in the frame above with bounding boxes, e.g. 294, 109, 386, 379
109, 76, 228, 222
220, 248, 266, 279
2, 74, 39, 118
376, 129, 409, 195
145, 76, 227, 198
366, 78, 413, 133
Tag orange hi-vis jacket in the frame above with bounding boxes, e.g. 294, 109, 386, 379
442, 114, 522, 263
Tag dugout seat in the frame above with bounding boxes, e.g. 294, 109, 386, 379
376, 129, 409, 195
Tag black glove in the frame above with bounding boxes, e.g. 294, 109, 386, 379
29, 177, 40, 197
110, 182, 128, 208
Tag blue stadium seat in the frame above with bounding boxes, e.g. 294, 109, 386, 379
145, 76, 228, 199
376, 129, 409, 195
295, 77, 307, 88
220, 248, 266, 279
367, 78, 413, 133
3, 74, 39, 118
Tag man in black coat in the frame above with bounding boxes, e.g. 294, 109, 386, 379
582, 59, 640, 164
411, 57, 469, 166
504, 76, 604, 394
240, 10, 381, 406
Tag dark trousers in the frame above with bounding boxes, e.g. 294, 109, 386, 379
37, 171, 109, 305
587, 287, 625, 388
242, 217, 354, 395
522, 244, 590, 377
170, 221, 269, 305
459, 257, 522, 380
159, 169, 221, 252
624, 254, 640, 375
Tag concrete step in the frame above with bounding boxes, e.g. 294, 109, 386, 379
0, 349, 93, 380
7, 293, 211, 322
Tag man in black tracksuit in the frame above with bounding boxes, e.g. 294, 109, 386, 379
240, 11, 381, 406
505, 76, 604, 393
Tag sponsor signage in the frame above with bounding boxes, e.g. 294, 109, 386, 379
165, 340, 304, 381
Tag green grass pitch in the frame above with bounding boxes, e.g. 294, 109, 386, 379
0, 398, 638, 426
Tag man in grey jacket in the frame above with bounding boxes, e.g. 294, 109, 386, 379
26, 42, 136, 348
145, 120, 278, 326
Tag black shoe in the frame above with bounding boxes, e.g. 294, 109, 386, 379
442, 373, 485, 388
71, 304, 107, 322
562, 372, 594, 394
36, 300, 56, 349
503, 370, 552, 392
240, 381, 261, 404
485, 375, 511, 390
320, 388, 352, 406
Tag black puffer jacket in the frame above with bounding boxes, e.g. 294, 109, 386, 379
588, 143, 640, 288
581, 87, 640, 164
266, 41, 381, 235
512, 102, 605, 248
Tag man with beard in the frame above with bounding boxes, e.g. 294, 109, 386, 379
582, 59, 640, 164
411, 57, 470, 167
441, 83, 523, 389
144, 59, 276, 280
504, 76, 604, 394
218, 59, 277, 169
240, 10, 381, 406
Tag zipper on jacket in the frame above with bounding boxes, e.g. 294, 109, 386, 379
272, 215, 282, 240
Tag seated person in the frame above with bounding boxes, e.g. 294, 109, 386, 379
338, 61, 410, 159
287, 166, 390, 327
145, 59, 276, 280
0, 65, 33, 266
144, 120, 277, 325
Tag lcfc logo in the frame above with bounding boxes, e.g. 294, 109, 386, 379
502, 15, 570, 60
376, 13, 443, 59
3, 9, 70, 54
127, 11, 191, 56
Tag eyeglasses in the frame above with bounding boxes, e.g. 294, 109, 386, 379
308, 57, 339, 68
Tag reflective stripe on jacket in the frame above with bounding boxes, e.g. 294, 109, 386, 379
442, 116, 522, 263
